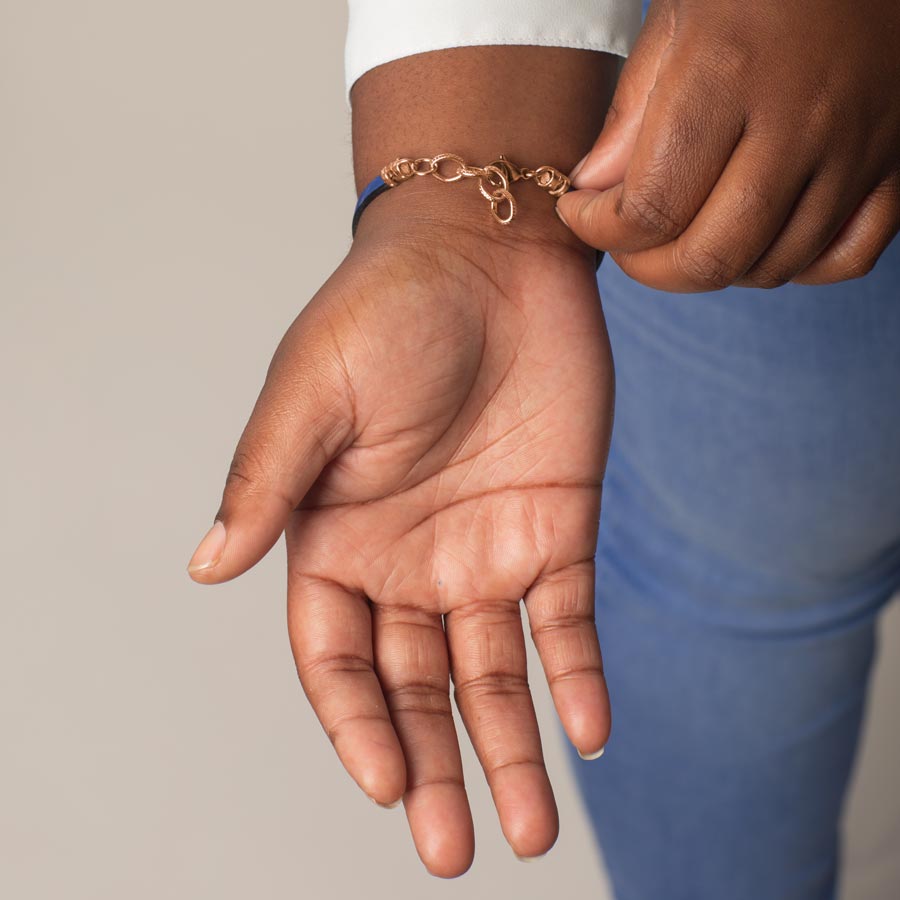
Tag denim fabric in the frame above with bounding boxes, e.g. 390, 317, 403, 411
565, 234, 900, 899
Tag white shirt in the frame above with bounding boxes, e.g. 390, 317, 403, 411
345, 0, 642, 101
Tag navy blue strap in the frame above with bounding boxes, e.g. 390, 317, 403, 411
351, 174, 392, 237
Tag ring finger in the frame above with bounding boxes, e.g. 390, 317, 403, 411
445, 598, 557, 861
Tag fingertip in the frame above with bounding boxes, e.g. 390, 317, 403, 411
420, 834, 475, 880
405, 784, 475, 878
570, 148, 620, 190
357, 761, 407, 810
557, 188, 599, 218
345, 727, 408, 808
568, 152, 590, 182
186, 519, 227, 581
556, 189, 603, 241
491, 764, 558, 859
515, 851, 548, 862
506, 808, 558, 862
549, 672, 611, 761
554, 203, 571, 229
192, 489, 296, 584
577, 745, 606, 761
424, 853, 474, 880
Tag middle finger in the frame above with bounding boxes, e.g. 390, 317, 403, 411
373, 602, 474, 878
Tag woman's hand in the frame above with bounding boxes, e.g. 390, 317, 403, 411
557, 0, 900, 290
187, 187, 614, 876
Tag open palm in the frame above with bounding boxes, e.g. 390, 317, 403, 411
189, 232, 614, 876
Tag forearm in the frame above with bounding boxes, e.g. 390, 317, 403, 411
349, 46, 619, 249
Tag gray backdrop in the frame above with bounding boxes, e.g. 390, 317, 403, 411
2, 1, 897, 897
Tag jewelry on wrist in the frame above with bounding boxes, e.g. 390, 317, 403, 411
351, 153, 572, 237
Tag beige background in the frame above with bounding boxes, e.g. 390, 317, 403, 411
1, 2, 898, 897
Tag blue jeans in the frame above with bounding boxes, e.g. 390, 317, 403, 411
565, 234, 900, 899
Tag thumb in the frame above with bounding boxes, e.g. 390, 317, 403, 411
187, 319, 354, 584
569, 0, 676, 191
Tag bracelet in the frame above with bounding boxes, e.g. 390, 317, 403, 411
351, 153, 571, 237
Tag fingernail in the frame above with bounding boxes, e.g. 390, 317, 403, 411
370, 796, 401, 809
569, 153, 589, 181
573, 151, 619, 189
554, 204, 570, 228
571, 153, 611, 189
578, 745, 605, 761
515, 852, 547, 863
187, 520, 226, 574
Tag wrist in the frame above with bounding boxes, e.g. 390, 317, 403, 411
348, 45, 618, 270
351, 166, 595, 267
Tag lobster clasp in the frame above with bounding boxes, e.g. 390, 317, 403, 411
489, 155, 526, 184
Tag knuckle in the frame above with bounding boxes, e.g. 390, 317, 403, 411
692, 37, 753, 92
530, 610, 594, 641
833, 248, 878, 281
299, 651, 371, 683
676, 240, 744, 290
485, 757, 543, 778
324, 710, 384, 746
223, 446, 267, 494
452, 671, 529, 704
617, 183, 688, 242
850, 257, 878, 279
602, 98, 621, 130
803, 71, 838, 135
884, 174, 900, 208
744, 259, 792, 290
546, 662, 605, 687
222, 443, 292, 508
386, 681, 452, 718
407, 774, 464, 791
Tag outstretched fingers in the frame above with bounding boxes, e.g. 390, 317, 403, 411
524, 559, 609, 760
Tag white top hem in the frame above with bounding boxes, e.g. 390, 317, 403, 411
344, 1, 642, 104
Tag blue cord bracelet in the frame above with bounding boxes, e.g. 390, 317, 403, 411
351, 174, 391, 238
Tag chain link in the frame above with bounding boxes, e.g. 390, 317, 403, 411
379, 153, 571, 225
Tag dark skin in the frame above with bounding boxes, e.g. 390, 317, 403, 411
189, 47, 619, 876
557, 0, 900, 290
189, 4, 899, 877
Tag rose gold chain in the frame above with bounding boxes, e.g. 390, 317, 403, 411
379, 153, 571, 226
